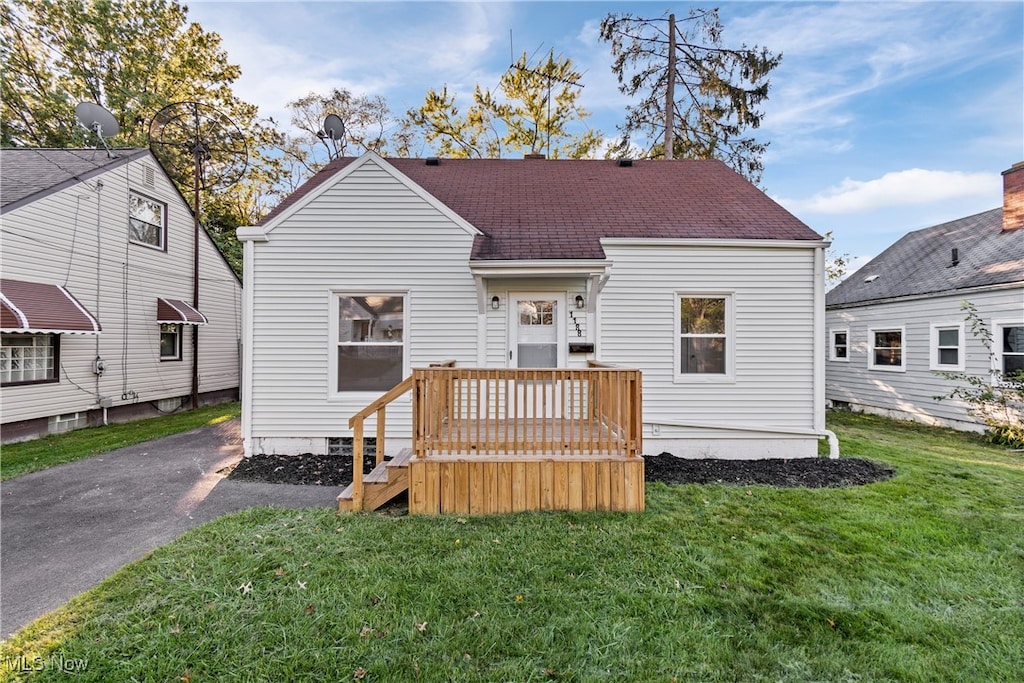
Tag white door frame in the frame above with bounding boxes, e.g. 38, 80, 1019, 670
508, 292, 567, 368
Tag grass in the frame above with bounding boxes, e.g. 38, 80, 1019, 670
0, 402, 240, 481
2, 411, 1022, 681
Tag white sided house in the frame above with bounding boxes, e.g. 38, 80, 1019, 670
239, 152, 828, 461
1, 148, 241, 442
825, 162, 1024, 432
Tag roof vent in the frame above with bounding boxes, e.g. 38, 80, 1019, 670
864, 274, 880, 283
425, 157, 440, 166
524, 152, 546, 160
950, 248, 959, 267
617, 159, 633, 167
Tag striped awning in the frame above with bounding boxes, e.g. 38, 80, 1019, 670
0, 279, 101, 334
157, 298, 207, 325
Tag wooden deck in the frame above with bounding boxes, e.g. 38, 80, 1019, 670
338, 364, 644, 514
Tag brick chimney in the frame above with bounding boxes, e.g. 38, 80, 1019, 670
1002, 161, 1024, 231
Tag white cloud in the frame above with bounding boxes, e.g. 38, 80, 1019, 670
776, 169, 1000, 215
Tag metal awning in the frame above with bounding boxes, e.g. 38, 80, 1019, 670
157, 298, 207, 325
0, 279, 101, 334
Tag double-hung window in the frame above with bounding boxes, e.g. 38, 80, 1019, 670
995, 321, 1024, 379
930, 323, 964, 371
334, 294, 406, 392
868, 327, 905, 371
676, 294, 732, 380
1, 333, 59, 386
160, 324, 182, 361
129, 191, 166, 250
830, 329, 849, 361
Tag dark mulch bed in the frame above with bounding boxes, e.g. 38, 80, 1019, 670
228, 450, 894, 489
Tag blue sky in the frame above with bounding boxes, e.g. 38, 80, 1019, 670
187, 1, 1023, 275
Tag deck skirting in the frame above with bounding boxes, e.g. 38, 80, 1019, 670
407, 456, 645, 515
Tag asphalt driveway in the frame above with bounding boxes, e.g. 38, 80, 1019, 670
0, 419, 338, 638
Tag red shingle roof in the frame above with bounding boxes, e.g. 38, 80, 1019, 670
260, 156, 821, 260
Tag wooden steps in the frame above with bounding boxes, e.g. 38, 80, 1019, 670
337, 448, 413, 512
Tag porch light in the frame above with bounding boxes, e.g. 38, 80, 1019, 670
575, 295, 585, 309
491, 295, 500, 310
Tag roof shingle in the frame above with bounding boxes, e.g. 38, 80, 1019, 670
260, 156, 821, 260
826, 208, 1024, 307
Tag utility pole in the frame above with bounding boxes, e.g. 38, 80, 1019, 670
664, 13, 676, 159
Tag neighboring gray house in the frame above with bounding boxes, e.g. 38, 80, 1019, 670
825, 162, 1024, 431
1, 148, 241, 442
238, 152, 830, 459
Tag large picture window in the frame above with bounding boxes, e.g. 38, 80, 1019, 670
335, 294, 405, 392
676, 294, 732, 380
868, 327, 904, 371
129, 192, 166, 249
1, 333, 59, 386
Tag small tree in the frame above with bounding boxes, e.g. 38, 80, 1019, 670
933, 300, 1024, 448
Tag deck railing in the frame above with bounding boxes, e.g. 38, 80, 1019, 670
412, 366, 642, 458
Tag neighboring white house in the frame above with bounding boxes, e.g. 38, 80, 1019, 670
238, 152, 828, 459
825, 161, 1024, 432
1, 148, 241, 442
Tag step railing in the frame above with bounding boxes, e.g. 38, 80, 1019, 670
345, 360, 455, 511
412, 366, 642, 458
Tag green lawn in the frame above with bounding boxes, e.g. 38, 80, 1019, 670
0, 402, 240, 481
2, 411, 1022, 681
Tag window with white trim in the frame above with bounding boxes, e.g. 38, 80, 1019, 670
334, 294, 406, 392
930, 323, 964, 371
676, 294, 732, 380
868, 327, 904, 371
160, 323, 182, 361
830, 328, 849, 361
129, 191, 166, 249
1, 334, 59, 386
995, 322, 1024, 378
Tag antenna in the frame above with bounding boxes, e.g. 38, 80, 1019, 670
74, 102, 120, 157
317, 114, 346, 160
148, 101, 248, 410
509, 49, 584, 157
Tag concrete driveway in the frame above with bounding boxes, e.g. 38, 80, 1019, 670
1, 419, 339, 638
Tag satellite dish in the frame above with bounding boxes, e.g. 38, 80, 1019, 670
75, 101, 120, 138
75, 102, 120, 156
322, 114, 345, 141
148, 101, 247, 192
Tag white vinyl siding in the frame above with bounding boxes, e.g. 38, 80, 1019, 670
247, 158, 478, 447
825, 288, 1024, 430
1, 154, 240, 426
599, 243, 818, 434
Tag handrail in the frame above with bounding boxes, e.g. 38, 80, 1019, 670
348, 374, 415, 429
346, 374, 415, 511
